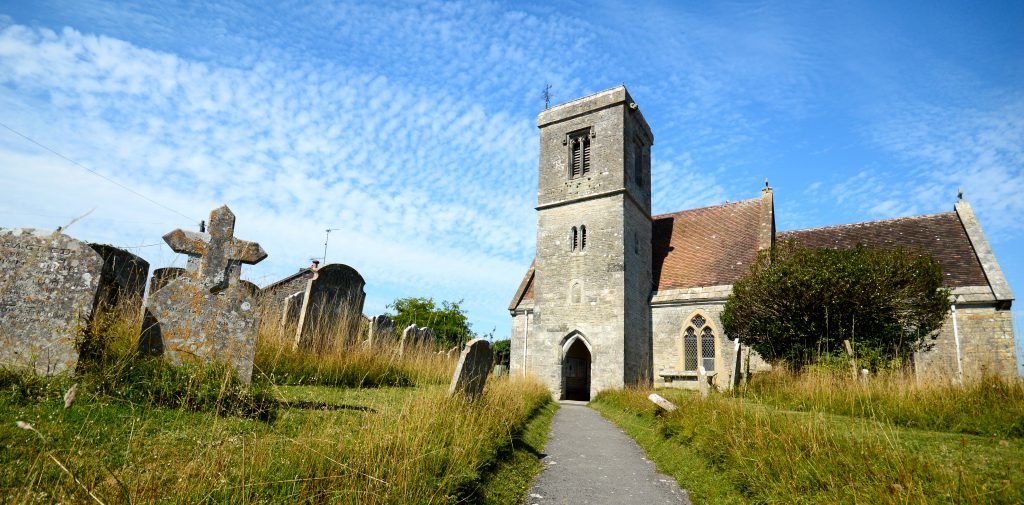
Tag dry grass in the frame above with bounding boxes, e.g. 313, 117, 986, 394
593, 370, 1024, 504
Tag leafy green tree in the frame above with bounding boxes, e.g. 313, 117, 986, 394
491, 339, 511, 366
387, 297, 473, 349
721, 241, 950, 370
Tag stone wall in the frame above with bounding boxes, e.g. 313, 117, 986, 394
915, 303, 1018, 381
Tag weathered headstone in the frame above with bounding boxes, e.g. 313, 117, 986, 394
448, 338, 493, 400
293, 264, 366, 351
0, 228, 149, 375
493, 364, 509, 377
148, 267, 187, 294
447, 345, 459, 359
698, 366, 710, 399
843, 339, 859, 380
366, 314, 395, 347
144, 205, 267, 383
648, 393, 678, 412
399, 324, 436, 356
731, 339, 743, 388
280, 291, 304, 328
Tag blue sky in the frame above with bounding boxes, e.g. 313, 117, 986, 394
0, 1, 1021, 371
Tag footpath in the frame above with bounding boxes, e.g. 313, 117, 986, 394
525, 401, 691, 505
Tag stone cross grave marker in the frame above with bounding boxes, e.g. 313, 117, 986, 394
366, 314, 395, 347
145, 205, 267, 383
648, 393, 678, 412
448, 338, 493, 400
0, 228, 148, 375
698, 366, 710, 399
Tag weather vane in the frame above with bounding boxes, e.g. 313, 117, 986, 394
542, 83, 552, 110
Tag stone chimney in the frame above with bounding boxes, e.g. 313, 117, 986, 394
758, 180, 775, 252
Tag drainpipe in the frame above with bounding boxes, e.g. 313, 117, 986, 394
951, 303, 964, 386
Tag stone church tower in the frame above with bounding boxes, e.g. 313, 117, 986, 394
515, 86, 654, 400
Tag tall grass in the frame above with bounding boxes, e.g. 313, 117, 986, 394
736, 366, 1024, 438
2, 376, 552, 503
595, 384, 1022, 504
253, 315, 454, 387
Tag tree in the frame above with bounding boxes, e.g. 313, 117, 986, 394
720, 241, 950, 370
387, 297, 473, 349
492, 339, 511, 367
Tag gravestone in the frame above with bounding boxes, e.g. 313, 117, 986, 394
731, 339, 743, 388
144, 205, 267, 383
149, 267, 187, 294
281, 291, 304, 328
648, 393, 678, 412
448, 338, 493, 400
399, 324, 436, 356
493, 364, 508, 377
698, 366, 710, 399
447, 346, 459, 359
293, 264, 366, 351
366, 314, 395, 347
0, 228, 149, 375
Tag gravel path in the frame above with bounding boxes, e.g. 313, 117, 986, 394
524, 401, 691, 505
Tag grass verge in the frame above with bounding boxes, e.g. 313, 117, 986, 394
472, 400, 558, 504
594, 385, 1023, 504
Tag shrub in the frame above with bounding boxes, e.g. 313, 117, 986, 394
721, 241, 950, 370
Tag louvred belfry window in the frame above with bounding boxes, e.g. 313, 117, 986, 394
569, 131, 591, 179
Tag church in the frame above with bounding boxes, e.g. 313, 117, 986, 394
507, 86, 1017, 401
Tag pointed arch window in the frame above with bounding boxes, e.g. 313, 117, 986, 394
681, 313, 717, 372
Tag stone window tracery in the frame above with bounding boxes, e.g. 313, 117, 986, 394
681, 313, 717, 372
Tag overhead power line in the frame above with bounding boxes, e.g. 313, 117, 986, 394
0, 121, 197, 223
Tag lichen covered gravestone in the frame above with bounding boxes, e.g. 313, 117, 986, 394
144, 206, 267, 383
448, 339, 493, 400
0, 228, 148, 375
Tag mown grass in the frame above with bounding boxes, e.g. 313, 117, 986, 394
593, 372, 1024, 504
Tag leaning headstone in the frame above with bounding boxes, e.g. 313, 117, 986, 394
448, 339, 493, 400
447, 345, 459, 359
843, 339, 858, 380
493, 364, 508, 377
416, 326, 435, 349
144, 205, 267, 383
293, 264, 366, 351
366, 314, 395, 347
0, 228, 149, 375
648, 393, 678, 412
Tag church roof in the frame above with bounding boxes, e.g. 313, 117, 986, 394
508, 198, 995, 313
778, 211, 988, 288
652, 198, 765, 291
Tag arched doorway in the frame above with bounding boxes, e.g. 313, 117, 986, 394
563, 338, 591, 401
